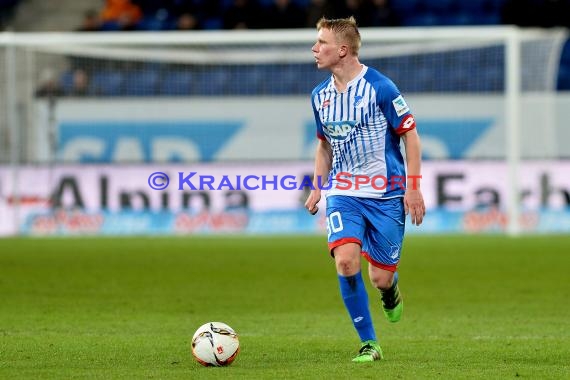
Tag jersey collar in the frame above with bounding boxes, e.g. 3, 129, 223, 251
330, 64, 368, 94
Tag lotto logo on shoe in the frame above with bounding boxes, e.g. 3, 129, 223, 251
324, 121, 357, 140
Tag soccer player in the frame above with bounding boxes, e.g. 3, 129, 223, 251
304, 16, 425, 362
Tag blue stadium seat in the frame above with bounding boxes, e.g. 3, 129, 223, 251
159, 71, 195, 96
485, 0, 506, 11
59, 70, 75, 93
195, 68, 229, 95
481, 67, 504, 91
91, 71, 124, 96
228, 67, 264, 95
99, 21, 122, 31
202, 17, 223, 30
426, 0, 455, 12
439, 12, 471, 25
455, 0, 487, 12
123, 70, 161, 96
401, 13, 439, 27
475, 12, 501, 25
390, 0, 421, 13
137, 13, 172, 31
260, 65, 299, 94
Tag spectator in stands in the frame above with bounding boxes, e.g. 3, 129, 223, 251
168, 0, 203, 30
176, 12, 200, 30
67, 69, 91, 97
263, 0, 307, 29
35, 69, 64, 98
99, 0, 143, 31
222, 0, 263, 29
370, 0, 399, 27
76, 9, 102, 32
306, 0, 338, 28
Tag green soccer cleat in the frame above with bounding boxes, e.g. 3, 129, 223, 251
352, 340, 383, 363
383, 299, 403, 323
381, 282, 403, 323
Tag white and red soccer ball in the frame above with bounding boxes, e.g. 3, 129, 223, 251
191, 322, 240, 367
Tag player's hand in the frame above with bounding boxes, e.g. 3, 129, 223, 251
304, 189, 321, 215
404, 189, 425, 226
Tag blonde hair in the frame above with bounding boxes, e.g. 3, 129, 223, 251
316, 16, 361, 56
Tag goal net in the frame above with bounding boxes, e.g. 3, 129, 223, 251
0, 27, 568, 236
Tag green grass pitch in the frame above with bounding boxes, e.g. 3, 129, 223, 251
1, 235, 569, 379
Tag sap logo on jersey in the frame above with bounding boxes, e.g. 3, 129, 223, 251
324, 121, 356, 140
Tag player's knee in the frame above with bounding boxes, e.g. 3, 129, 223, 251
334, 251, 360, 276
333, 243, 361, 275
370, 272, 394, 290
335, 257, 359, 276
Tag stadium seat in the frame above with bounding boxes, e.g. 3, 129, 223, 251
228, 67, 264, 95
259, 65, 299, 94
455, 0, 487, 12
158, 70, 195, 96
426, 0, 455, 12
99, 21, 123, 31
390, 0, 421, 13
401, 13, 439, 27
195, 68, 230, 95
59, 70, 75, 94
91, 71, 125, 96
123, 70, 160, 96
201, 17, 223, 30
485, 0, 507, 12
439, 12, 472, 26
137, 11, 172, 31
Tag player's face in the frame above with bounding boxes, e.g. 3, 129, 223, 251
312, 28, 341, 70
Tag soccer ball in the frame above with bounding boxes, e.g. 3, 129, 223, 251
191, 322, 240, 367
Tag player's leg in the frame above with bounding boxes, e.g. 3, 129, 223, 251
362, 197, 405, 323
326, 195, 382, 362
369, 264, 403, 323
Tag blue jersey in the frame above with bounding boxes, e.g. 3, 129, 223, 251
311, 65, 416, 199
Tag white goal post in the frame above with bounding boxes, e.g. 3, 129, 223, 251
0, 26, 568, 236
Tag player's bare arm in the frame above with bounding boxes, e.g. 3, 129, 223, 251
401, 129, 426, 226
305, 139, 332, 215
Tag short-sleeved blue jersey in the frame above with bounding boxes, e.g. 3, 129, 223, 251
311, 65, 416, 198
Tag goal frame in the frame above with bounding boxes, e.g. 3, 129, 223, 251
1, 26, 568, 236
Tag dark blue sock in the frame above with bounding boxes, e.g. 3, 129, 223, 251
338, 272, 376, 342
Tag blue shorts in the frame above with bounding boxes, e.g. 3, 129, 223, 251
326, 195, 405, 272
